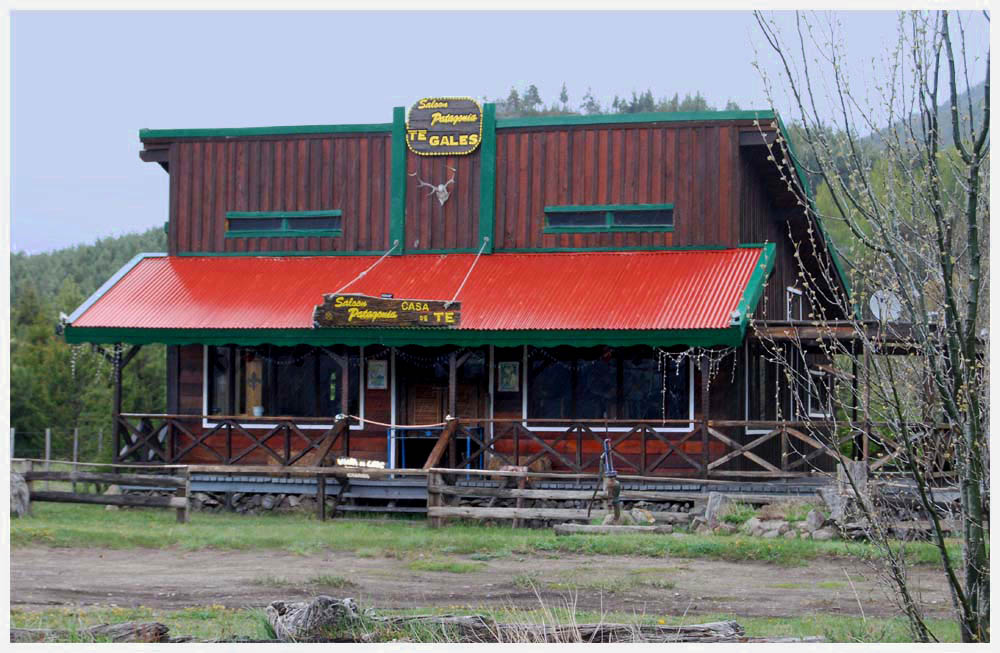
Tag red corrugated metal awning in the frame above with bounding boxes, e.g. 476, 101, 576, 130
65, 248, 773, 347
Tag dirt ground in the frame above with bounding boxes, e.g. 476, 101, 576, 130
11, 546, 953, 620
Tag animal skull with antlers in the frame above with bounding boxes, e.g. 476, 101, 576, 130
409, 167, 456, 206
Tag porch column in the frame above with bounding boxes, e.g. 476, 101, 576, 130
112, 344, 122, 465
701, 356, 710, 479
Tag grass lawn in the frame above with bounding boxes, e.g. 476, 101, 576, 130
9, 603, 961, 643
11, 503, 958, 566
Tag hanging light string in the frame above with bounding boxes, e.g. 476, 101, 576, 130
444, 236, 489, 308
331, 239, 399, 296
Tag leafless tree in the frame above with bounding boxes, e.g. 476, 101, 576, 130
752, 10, 988, 642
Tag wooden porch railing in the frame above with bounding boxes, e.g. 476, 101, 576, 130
114, 413, 955, 481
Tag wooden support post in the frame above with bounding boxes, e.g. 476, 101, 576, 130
317, 474, 327, 521
427, 472, 444, 528
512, 474, 526, 529
423, 418, 458, 471
175, 467, 190, 523
72, 429, 79, 493
781, 426, 788, 473
513, 427, 519, 466
10, 427, 14, 459
700, 357, 710, 479
448, 352, 457, 418
112, 345, 123, 467
44, 428, 51, 490
639, 428, 646, 476
576, 428, 583, 473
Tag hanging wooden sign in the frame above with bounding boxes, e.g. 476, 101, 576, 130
313, 294, 461, 328
406, 97, 482, 156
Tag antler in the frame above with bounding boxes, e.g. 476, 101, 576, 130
443, 166, 457, 188
408, 171, 438, 195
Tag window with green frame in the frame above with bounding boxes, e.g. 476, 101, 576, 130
543, 204, 674, 233
225, 210, 343, 238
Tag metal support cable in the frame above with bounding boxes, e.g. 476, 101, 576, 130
332, 240, 399, 295
445, 236, 489, 308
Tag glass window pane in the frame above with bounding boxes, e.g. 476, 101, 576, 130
208, 346, 231, 415
612, 209, 673, 227
547, 212, 605, 228
622, 355, 662, 420
287, 216, 342, 231
528, 354, 572, 419
273, 346, 316, 417
575, 350, 618, 419
318, 347, 361, 417
663, 359, 690, 420
229, 217, 283, 231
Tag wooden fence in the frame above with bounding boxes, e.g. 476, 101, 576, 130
16, 459, 191, 523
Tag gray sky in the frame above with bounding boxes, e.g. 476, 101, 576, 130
10, 10, 971, 253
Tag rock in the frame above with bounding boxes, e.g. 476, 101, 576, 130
104, 484, 121, 511
759, 519, 789, 535
804, 509, 825, 531
703, 492, 731, 527
266, 596, 361, 642
695, 523, 714, 536
818, 487, 847, 523
288, 495, 301, 508
783, 530, 798, 539
261, 495, 276, 510
742, 517, 761, 535
630, 508, 656, 526
714, 523, 737, 536
11, 472, 30, 517
762, 529, 781, 539
812, 527, 837, 541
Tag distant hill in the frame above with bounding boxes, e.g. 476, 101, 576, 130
10, 226, 167, 307
866, 80, 986, 150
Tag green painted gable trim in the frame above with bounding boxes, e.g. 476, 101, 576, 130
734, 243, 776, 331
478, 103, 497, 253
64, 326, 744, 349
497, 109, 775, 130
139, 123, 392, 140
389, 106, 407, 254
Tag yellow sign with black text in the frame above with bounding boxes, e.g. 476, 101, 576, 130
406, 97, 482, 156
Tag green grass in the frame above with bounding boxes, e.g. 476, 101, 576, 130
407, 559, 486, 573
10, 602, 961, 643
720, 502, 757, 525
11, 503, 960, 567
251, 574, 357, 589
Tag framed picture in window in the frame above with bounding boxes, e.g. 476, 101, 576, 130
367, 360, 388, 390
497, 361, 519, 393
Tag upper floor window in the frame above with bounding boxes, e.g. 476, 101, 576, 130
225, 210, 343, 238
544, 204, 674, 233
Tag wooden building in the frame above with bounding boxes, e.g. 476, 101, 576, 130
64, 100, 854, 479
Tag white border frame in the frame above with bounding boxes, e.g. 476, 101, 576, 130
744, 345, 777, 435
807, 368, 833, 419
786, 286, 803, 321
201, 344, 366, 430
518, 345, 696, 432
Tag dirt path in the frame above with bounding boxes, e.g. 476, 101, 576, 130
11, 546, 952, 619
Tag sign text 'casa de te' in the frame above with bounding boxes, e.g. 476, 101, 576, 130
313, 294, 461, 328
406, 97, 482, 156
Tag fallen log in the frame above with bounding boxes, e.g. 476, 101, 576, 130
10, 621, 170, 643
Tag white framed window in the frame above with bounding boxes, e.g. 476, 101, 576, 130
202, 344, 366, 430
806, 368, 833, 419
786, 286, 804, 321
521, 345, 695, 432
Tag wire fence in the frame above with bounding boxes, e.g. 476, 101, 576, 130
10, 427, 112, 466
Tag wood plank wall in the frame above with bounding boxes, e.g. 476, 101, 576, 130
166, 133, 392, 255
404, 153, 481, 251
492, 122, 741, 250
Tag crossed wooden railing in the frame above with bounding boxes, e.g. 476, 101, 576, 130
115, 413, 955, 480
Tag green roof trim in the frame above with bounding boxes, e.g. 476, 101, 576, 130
139, 123, 392, 140
497, 109, 776, 130
64, 326, 744, 349
734, 243, 776, 332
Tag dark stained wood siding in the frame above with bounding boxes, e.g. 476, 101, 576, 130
403, 152, 481, 251
492, 122, 743, 250
166, 133, 392, 255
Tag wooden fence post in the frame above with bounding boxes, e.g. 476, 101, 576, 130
317, 474, 327, 521
45, 428, 52, 490
427, 471, 444, 528
175, 467, 190, 524
97, 429, 103, 456
9, 427, 14, 459
72, 429, 80, 492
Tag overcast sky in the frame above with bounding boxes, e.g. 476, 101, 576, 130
10, 10, 986, 253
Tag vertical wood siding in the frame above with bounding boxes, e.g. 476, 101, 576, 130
492, 123, 742, 250
167, 134, 392, 254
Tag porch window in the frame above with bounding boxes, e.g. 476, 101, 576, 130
806, 369, 833, 419
527, 346, 690, 422
206, 345, 360, 418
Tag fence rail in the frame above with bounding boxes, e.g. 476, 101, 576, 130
92, 414, 958, 482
